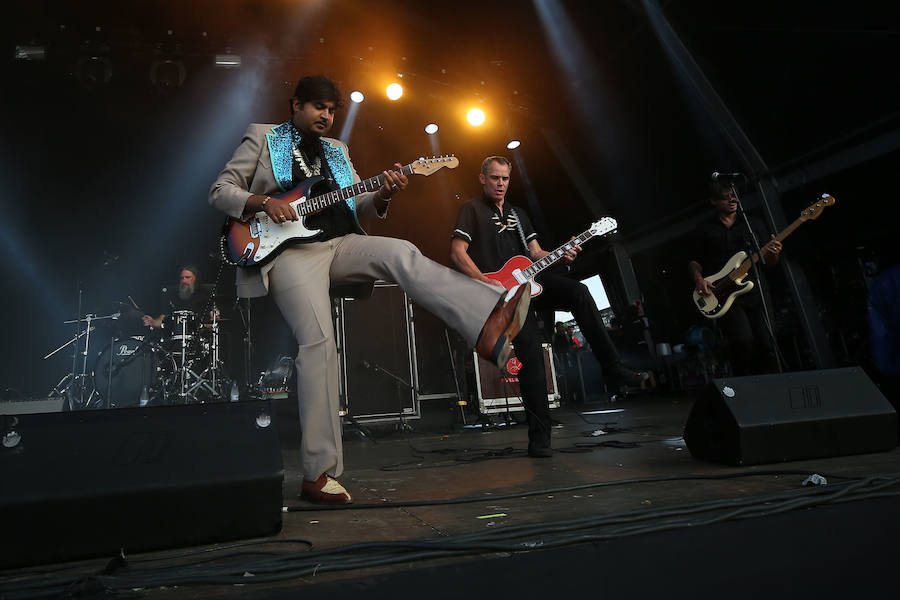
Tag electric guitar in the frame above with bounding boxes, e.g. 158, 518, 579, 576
222, 155, 459, 267
692, 193, 835, 319
483, 217, 618, 297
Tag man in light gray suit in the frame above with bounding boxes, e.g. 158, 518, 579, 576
210, 75, 531, 504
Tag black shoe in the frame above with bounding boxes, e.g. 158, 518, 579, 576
527, 444, 553, 458
605, 363, 650, 387
527, 431, 552, 458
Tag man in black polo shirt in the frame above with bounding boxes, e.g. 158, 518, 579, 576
450, 155, 649, 457
688, 180, 782, 375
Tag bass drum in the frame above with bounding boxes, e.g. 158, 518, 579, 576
93, 337, 175, 408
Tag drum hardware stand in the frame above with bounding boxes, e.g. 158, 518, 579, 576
444, 329, 467, 426
364, 360, 414, 433
171, 310, 227, 404
57, 312, 119, 410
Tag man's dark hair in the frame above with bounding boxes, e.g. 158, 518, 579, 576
180, 264, 200, 280
290, 75, 343, 113
707, 180, 733, 200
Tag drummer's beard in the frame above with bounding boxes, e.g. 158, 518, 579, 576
178, 281, 195, 301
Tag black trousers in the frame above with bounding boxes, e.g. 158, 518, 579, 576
512, 271, 622, 441
532, 271, 621, 368
717, 294, 778, 376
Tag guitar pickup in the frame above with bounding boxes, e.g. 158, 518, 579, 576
249, 220, 260, 238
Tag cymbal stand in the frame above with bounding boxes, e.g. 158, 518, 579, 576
60, 312, 117, 409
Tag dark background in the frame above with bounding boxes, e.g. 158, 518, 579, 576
3, 0, 898, 397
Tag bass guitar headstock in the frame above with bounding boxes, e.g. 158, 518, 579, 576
799, 193, 836, 221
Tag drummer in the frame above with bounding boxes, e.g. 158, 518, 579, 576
142, 265, 215, 329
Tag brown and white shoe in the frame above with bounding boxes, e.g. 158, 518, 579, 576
475, 282, 532, 370
300, 473, 353, 505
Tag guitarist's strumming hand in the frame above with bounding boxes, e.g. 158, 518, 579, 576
694, 276, 713, 297
247, 194, 298, 223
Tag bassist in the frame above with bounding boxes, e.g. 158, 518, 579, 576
688, 180, 782, 375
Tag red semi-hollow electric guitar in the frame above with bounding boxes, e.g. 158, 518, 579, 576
483, 217, 618, 297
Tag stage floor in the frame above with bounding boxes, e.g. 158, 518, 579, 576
4, 390, 900, 599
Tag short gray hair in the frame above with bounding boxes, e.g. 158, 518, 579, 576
481, 155, 512, 175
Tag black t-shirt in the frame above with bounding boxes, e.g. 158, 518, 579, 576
691, 213, 771, 283
452, 196, 539, 273
160, 283, 212, 320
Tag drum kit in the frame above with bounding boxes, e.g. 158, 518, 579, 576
45, 300, 235, 410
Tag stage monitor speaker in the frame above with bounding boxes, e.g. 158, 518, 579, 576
0, 400, 283, 569
684, 367, 897, 466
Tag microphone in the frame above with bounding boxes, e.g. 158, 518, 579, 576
710, 171, 743, 182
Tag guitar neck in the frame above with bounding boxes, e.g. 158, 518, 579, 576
295, 164, 414, 216
521, 229, 595, 280
735, 216, 804, 276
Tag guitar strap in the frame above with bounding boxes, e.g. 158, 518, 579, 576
509, 208, 530, 255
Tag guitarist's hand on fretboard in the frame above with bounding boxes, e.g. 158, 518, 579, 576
760, 234, 782, 264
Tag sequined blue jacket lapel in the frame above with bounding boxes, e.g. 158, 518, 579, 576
264, 122, 294, 192
264, 123, 361, 227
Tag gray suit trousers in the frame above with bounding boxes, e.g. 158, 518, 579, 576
267, 233, 502, 481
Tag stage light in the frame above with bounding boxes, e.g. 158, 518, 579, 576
425, 123, 438, 135
506, 140, 521, 149
350, 90, 364, 103
150, 59, 186, 88
386, 82, 403, 100
467, 108, 486, 126
14, 45, 46, 60
76, 56, 112, 85
215, 54, 241, 68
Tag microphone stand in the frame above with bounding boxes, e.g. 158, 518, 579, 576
366, 360, 414, 433
729, 181, 784, 373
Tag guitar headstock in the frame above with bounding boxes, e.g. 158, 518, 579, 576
410, 155, 459, 176
588, 216, 618, 237
799, 193, 836, 221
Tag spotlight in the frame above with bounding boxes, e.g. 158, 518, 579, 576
386, 82, 403, 101
150, 58, 186, 88
350, 90, 364, 103
425, 123, 438, 135
14, 45, 46, 61
76, 56, 112, 85
215, 53, 241, 68
467, 108, 486, 126
506, 140, 521, 149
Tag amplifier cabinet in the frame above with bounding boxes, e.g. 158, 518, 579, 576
473, 343, 560, 414
335, 282, 418, 422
